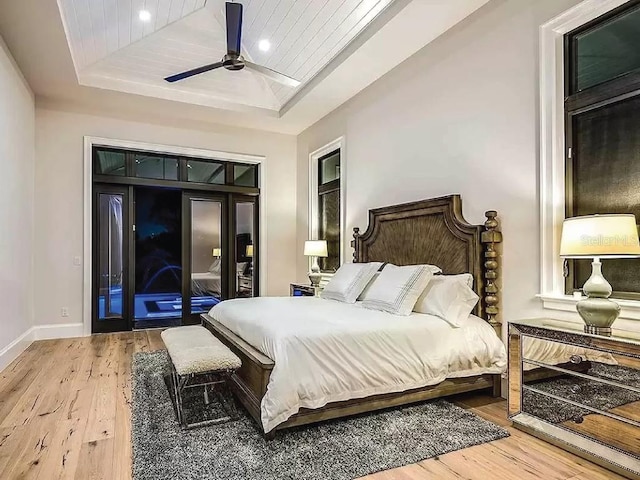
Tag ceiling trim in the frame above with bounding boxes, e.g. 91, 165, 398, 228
281, 0, 411, 116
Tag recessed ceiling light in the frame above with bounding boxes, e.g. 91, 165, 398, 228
258, 39, 271, 52
139, 10, 152, 22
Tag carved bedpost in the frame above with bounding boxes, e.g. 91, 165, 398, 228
481, 211, 502, 332
351, 227, 361, 262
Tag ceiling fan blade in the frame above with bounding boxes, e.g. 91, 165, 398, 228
244, 61, 301, 87
164, 62, 224, 83
226, 2, 243, 57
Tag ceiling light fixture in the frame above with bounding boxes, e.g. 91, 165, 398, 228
139, 10, 152, 22
258, 39, 271, 52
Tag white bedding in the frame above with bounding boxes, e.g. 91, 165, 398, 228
191, 272, 221, 296
209, 296, 507, 433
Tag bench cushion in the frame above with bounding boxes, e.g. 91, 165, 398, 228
161, 325, 241, 375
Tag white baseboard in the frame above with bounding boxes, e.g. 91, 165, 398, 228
0, 322, 86, 373
0, 327, 35, 372
33, 322, 85, 340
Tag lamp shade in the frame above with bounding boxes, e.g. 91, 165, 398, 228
560, 214, 640, 258
212, 248, 222, 257
304, 240, 328, 257
246, 245, 254, 258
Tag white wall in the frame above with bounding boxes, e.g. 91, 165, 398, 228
0, 35, 35, 367
35, 107, 297, 329
297, 0, 583, 331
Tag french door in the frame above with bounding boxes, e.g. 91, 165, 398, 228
92, 187, 259, 332
92, 185, 132, 333
182, 193, 227, 325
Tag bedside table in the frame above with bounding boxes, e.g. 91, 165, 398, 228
290, 283, 322, 297
508, 318, 640, 479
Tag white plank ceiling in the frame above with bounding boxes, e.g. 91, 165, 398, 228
57, 0, 396, 112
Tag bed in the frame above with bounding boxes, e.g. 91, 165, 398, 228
202, 195, 506, 436
191, 272, 221, 297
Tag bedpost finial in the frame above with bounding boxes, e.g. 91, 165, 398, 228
352, 228, 361, 263
484, 210, 498, 230
481, 211, 502, 331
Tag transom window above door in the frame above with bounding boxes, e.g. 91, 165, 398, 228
94, 146, 258, 190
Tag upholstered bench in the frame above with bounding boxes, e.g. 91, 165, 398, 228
161, 325, 242, 429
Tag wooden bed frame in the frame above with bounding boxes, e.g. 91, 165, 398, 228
201, 195, 504, 437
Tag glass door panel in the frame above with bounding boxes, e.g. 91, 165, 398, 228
184, 194, 226, 323
93, 185, 130, 333
234, 198, 257, 298
133, 187, 183, 329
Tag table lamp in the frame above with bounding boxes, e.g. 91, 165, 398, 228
210, 248, 222, 272
560, 214, 640, 336
245, 244, 253, 275
304, 240, 328, 287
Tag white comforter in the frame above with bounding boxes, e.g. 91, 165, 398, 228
210, 296, 507, 433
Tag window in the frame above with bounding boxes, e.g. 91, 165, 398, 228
134, 154, 179, 180
187, 160, 225, 184
564, 1, 640, 299
317, 149, 341, 273
95, 150, 126, 176
93, 147, 259, 190
233, 164, 258, 188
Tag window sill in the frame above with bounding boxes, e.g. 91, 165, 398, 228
537, 293, 640, 321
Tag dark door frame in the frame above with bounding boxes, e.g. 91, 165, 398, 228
229, 194, 260, 298
92, 184, 133, 334
182, 192, 229, 325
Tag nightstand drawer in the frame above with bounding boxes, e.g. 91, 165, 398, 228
523, 387, 640, 460
523, 359, 640, 426
523, 361, 640, 426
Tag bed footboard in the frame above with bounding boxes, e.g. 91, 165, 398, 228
201, 314, 273, 430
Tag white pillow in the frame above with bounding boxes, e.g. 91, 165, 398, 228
443, 273, 473, 288
413, 275, 479, 327
321, 262, 382, 304
357, 264, 442, 301
361, 264, 434, 316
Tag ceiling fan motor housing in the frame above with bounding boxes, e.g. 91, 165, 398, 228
222, 54, 245, 71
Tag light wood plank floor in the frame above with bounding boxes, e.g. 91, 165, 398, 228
0, 332, 626, 480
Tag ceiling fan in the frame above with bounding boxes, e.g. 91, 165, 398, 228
164, 2, 301, 87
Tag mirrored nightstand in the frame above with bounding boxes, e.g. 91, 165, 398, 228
289, 283, 322, 297
508, 318, 640, 479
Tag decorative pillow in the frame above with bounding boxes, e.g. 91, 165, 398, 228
357, 264, 442, 301
413, 275, 479, 327
321, 262, 383, 304
361, 264, 434, 315
434, 273, 473, 288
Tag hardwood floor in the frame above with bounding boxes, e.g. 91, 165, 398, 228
0, 332, 626, 480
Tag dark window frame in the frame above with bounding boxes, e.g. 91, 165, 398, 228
93, 146, 259, 190
564, 0, 640, 299
317, 149, 341, 273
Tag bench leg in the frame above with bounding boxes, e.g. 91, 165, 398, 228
172, 368, 186, 428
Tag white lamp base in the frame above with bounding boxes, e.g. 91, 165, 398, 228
576, 258, 620, 337
308, 256, 322, 287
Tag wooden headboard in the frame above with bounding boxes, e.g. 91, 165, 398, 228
351, 195, 502, 328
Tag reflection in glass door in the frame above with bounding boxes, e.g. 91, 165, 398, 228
184, 194, 226, 323
234, 197, 258, 298
93, 186, 130, 333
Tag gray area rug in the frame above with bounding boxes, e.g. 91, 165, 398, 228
523, 363, 640, 424
132, 351, 509, 480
